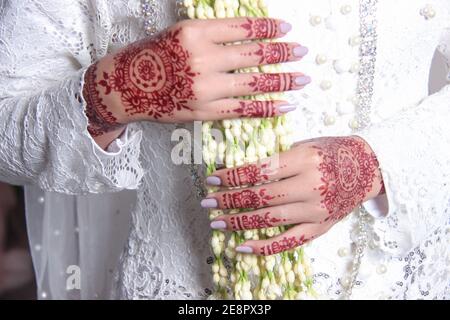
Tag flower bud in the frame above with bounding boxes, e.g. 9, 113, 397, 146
287, 270, 296, 284
261, 277, 270, 289
219, 277, 228, 287
213, 273, 221, 284
212, 261, 220, 273
205, 6, 215, 18
187, 6, 195, 19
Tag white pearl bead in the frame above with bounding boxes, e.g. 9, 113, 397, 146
349, 118, 360, 129
315, 54, 328, 65
320, 80, 332, 91
376, 264, 387, 274
324, 114, 336, 126
427, 9, 436, 19
341, 5, 352, 15
349, 35, 362, 47
333, 59, 351, 74
421, 6, 436, 20
337, 102, 355, 115
34, 244, 42, 251
325, 16, 338, 31
310, 15, 322, 26
41, 291, 48, 299
341, 276, 351, 288
338, 247, 349, 257
349, 61, 361, 73
38, 196, 45, 204
348, 95, 360, 106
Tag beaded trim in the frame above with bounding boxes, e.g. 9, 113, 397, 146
345, 0, 379, 299
356, 0, 378, 130
141, 0, 161, 36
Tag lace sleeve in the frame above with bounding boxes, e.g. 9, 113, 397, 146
355, 86, 450, 256
0, 0, 144, 194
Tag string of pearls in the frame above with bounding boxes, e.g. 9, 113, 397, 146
141, 0, 161, 36
343, 0, 379, 299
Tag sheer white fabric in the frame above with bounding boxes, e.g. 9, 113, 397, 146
0, 0, 449, 299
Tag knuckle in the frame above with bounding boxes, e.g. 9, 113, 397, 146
305, 146, 322, 165
176, 22, 199, 43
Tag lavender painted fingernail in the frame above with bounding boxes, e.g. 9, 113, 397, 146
210, 221, 227, 230
206, 176, 222, 186
279, 105, 297, 114
201, 198, 218, 208
236, 246, 254, 254
293, 46, 309, 57
280, 22, 292, 34
295, 75, 312, 86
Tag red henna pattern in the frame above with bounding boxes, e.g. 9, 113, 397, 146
313, 137, 380, 222
241, 18, 279, 39
98, 28, 197, 120
260, 235, 309, 256
83, 63, 125, 137
222, 189, 275, 209
226, 163, 271, 186
230, 212, 283, 230
254, 43, 291, 65
248, 73, 295, 93
232, 101, 276, 118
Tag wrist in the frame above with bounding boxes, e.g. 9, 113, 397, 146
83, 61, 129, 137
351, 135, 385, 200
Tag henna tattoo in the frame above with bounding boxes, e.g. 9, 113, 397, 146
234, 101, 276, 117
222, 189, 274, 209
241, 18, 279, 39
226, 163, 271, 186
259, 235, 309, 256
254, 43, 291, 65
313, 137, 380, 222
97, 28, 197, 120
248, 74, 295, 93
83, 63, 125, 137
230, 212, 283, 230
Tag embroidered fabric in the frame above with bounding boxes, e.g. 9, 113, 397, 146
0, 0, 449, 299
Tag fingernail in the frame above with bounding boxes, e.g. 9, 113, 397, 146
201, 198, 218, 208
236, 246, 254, 254
295, 75, 312, 86
293, 46, 309, 57
280, 22, 292, 34
206, 176, 222, 186
210, 221, 227, 230
279, 105, 297, 114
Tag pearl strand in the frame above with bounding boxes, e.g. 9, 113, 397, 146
141, 0, 161, 36
344, 0, 379, 299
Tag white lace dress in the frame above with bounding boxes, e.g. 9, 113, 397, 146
0, 0, 449, 300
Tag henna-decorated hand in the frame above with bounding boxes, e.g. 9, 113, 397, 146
202, 136, 385, 256
83, 18, 310, 139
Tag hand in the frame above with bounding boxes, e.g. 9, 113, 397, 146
202, 136, 385, 256
83, 18, 310, 138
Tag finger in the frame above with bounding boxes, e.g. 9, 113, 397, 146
207, 150, 300, 187
236, 223, 329, 256
211, 202, 322, 231
218, 42, 308, 71
217, 73, 311, 98
203, 99, 296, 120
200, 18, 292, 43
202, 177, 307, 210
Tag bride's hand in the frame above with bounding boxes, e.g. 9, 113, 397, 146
203, 136, 385, 256
83, 18, 310, 137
